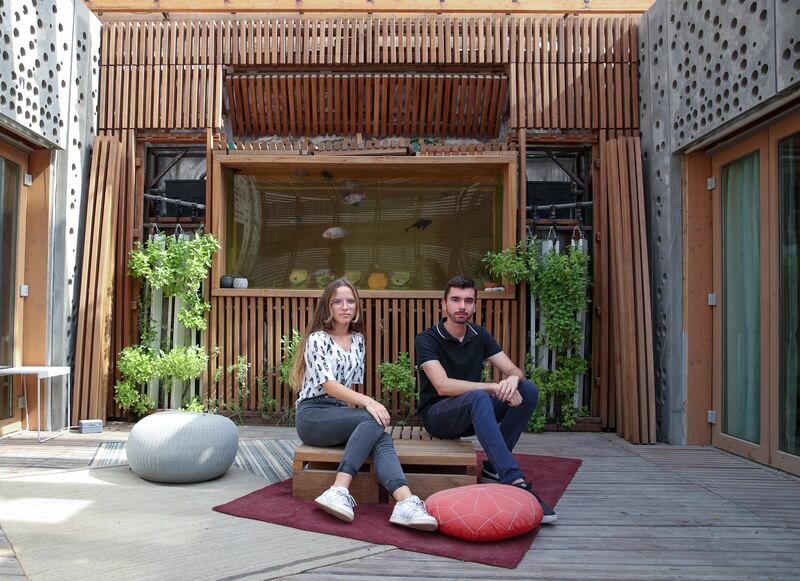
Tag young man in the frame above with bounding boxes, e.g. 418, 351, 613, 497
414, 275, 557, 523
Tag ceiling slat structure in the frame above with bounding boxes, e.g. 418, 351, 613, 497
225, 72, 507, 138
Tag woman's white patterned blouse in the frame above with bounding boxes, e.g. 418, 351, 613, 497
297, 330, 365, 402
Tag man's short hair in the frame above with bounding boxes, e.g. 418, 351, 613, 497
443, 275, 477, 300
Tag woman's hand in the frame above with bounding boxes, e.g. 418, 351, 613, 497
365, 400, 391, 428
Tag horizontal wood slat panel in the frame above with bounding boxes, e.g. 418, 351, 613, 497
72, 135, 124, 422
207, 296, 518, 418
226, 72, 506, 138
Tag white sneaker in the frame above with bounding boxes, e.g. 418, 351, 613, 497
389, 495, 438, 531
314, 486, 356, 523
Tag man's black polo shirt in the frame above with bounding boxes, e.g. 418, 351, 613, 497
415, 319, 502, 415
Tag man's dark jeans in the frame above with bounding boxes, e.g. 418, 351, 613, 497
420, 380, 538, 484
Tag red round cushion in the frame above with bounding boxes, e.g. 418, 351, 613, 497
426, 483, 543, 542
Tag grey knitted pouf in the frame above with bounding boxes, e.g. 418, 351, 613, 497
126, 411, 239, 483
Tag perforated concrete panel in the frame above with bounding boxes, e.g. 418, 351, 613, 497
669, 0, 776, 150
50, 0, 100, 430
775, 0, 800, 92
639, 0, 685, 444
0, 0, 67, 148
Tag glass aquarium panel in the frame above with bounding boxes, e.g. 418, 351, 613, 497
225, 164, 504, 290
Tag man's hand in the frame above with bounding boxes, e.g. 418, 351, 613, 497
507, 390, 523, 407
494, 374, 520, 403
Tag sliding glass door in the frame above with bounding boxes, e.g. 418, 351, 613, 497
0, 141, 25, 435
713, 134, 770, 463
712, 110, 800, 475
771, 117, 800, 475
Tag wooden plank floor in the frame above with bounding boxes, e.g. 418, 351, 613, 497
1, 428, 799, 580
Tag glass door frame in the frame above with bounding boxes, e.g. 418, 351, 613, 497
0, 139, 28, 436
768, 112, 800, 476
711, 131, 771, 464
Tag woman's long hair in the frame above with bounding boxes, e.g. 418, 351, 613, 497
289, 278, 363, 390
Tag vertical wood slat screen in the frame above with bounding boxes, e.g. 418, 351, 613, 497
600, 134, 655, 444
208, 296, 517, 417
103, 129, 138, 419
226, 72, 507, 139
99, 15, 639, 132
72, 135, 124, 422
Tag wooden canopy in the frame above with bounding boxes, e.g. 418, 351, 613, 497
226, 72, 507, 138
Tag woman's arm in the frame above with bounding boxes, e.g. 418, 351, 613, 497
321, 379, 391, 427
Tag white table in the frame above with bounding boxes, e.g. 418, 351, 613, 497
0, 366, 72, 442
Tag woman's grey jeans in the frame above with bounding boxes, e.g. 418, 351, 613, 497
295, 396, 408, 495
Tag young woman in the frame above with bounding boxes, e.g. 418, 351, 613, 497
291, 278, 437, 530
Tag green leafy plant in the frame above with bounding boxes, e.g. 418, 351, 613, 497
527, 356, 588, 431
482, 239, 539, 285
128, 233, 219, 330
278, 330, 301, 386
258, 376, 279, 419
378, 352, 417, 418
225, 355, 250, 424
182, 396, 206, 413
481, 360, 493, 382
534, 247, 590, 352
525, 244, 591, 432
114, 232, 219, 416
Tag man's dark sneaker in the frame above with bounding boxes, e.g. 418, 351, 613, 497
511, 481, 558, 524
480, 460, 500, 484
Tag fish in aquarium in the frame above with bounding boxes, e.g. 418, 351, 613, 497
343, 192, 365, 206
405, 218, 432, 231
322, 226, 347, 239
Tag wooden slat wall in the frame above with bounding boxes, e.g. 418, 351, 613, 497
509, 16, 638, 130
208, 296, 517, 417
99, 16, 638, 133
72, 135, 124, 422
92, 13, 643, 432
226, 72, 507, 138
601, 134, 655, 444
102, 129, 138, 419
98, 21, 223, 130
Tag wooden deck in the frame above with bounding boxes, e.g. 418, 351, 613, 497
1, 428, 799, 580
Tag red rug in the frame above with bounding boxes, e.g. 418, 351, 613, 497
213, 452, 581, 569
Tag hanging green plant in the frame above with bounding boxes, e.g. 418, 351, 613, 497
128, 233, 219, 330
482, 239, 539, 285
527, 243, 591, 432
534, 246, 590, 352
114, 232, 219, 416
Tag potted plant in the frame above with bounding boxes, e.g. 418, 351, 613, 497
482, 239, 538, 287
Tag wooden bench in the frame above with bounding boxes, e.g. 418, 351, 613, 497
292, 426, 477, 503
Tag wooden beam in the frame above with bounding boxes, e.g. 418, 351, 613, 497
86, 1, 655, 15
683, 150, 713, 446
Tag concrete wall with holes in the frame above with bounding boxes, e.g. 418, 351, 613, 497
0, 0, 101, 430
638, 0, 800, 444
